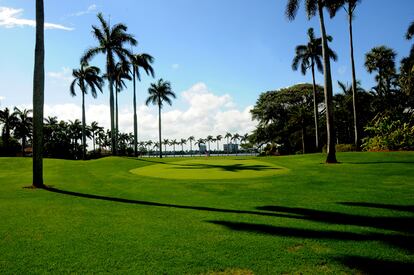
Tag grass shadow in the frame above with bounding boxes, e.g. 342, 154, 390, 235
336, 255, 414, 274
169, 163, 280, 172
338, 202, 414, 213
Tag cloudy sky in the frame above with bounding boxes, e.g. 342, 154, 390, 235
0, 0, 413, 142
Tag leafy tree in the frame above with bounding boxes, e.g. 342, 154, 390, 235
399, 21, 414, 99
286, 0, 339, 163
292, 27, 337, 150
146, 79, 176, 158
82, 13, 137, 155
70, 63, 104, 159
13, 107, 32, 156
131, 53, 155, 156
0, 108, 18, 151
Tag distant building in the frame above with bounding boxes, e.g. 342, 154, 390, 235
198, 144, 207, 153
223, 143, 238, 153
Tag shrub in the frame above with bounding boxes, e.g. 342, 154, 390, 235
322, 144, 357, 153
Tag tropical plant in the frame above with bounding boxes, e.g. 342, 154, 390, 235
131, 53, 155, 156
292, 27, 337, 150
0, 108, 18, 149
224, 132, 232, 155
89, 121, 101, 151
146, 79, 176, 158
113, 60, 131, 145
195, 138, 205, 156
188, 136, 195, 156
206, 135, 213, 152
13, 107, 32, 155
82, 12, 137, 155
232, 133, 241, 155
70, 63, 104, 159
216, 135, 222, 154
285, 0, 339, 163
180, 138, 187, 156
163, 139, 169, 155
170, 139, 177, 157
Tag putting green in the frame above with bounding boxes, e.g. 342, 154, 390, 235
130, 158, 288, 180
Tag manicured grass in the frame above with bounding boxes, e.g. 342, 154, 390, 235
0, 152, 413, 274
130, 158, 288, 179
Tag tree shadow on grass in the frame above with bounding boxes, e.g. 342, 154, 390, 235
42, 186, 295, 219
338, 202, 414, 213
256, 205, 414, 234
336, 255, 414, 274
347, 161, 414, 165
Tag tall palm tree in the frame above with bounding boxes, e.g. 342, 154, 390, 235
70, 63, 104, 160
170, 139, 177, 157
206, 135, 213, 152
163, 139, 169, 156
286, 0, 338, 163
292, 27, 337, 150
113, 61, 131, 145
89, 121, 101, 151
32, 0, 45, 187
146, 79, 176, 158
331, 0, 361, 147
188, 136, 195, 157
0, 108, 18, 150
216, 135, 222, 155
82, 12, 137, 155
131, 53, 155, 157
365, 46, 397, 98
224, 132, 232, 155
232, 133, 241, 156
195, 138, 205, 156
180, 138, 187, 157
13, 107, 32, 156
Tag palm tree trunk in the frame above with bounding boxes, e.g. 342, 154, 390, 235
133, 70, 138, 157
311, 62, 319, 151
32, 0, 45, 187
158, 100, 162, 159
108, 57, 116, 155
190, 141, 192, 157
301, 123, 306, 154
22, 137, 26, 156
81, 89, 86, 160
93, 132, 96, 151
318, 1, 337, 163
115, 83, 119, 154
348, 6, 359, 148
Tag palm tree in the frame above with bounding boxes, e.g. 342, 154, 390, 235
286, 0, 338, 163
292, 27, 337, 150
365, 46, 397, 98
406, 21, 414, 40
332, 0, 362, 147
146, 79, 176, 158
163, 139, 169, 156
131, 53, 155, 157
232, 133, 241, 156
224, 132, 232, 155
206, 135, 213, 153
188, 136, 195, 157
70, 63, 104, 160
195, 138, 205, 156
32, 0, 45, 187
170, 139, 177, 157
145, 140, 153, 157
13, 107, 32, 156
180, 138, 187, 156
216, 135, 222, 155
69, 119, 82, 157
113, 61, 131, 145
89, 121, 101, 151
82, 13, 137, 155
0, 108, 18, 150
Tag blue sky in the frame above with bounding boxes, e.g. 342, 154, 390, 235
0, 0, 413, 140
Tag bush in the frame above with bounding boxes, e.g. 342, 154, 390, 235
362, 113, 414, 151
322, 144, 357, 153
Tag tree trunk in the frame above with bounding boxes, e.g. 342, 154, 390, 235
311, 62, 319, 151
318, 1, 337, 163
158, 99, 162, 158
348, 6, 359, 148
22, 137, 26, 156
93, 132, 95, 151
301, 124, 306, 154
133, 69, 138, 157
81, 87, 86, 160
32, 0, 45, 187
108, 56, 116, 155
115, 82, 119, 155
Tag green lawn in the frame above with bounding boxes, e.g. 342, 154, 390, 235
0, 152, 413, 274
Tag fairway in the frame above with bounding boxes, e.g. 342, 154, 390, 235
130, 158, 288, 179
1, 152, 413, 274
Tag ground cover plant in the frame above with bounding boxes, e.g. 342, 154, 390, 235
0, 152, 413, 274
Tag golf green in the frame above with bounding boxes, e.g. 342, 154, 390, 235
130, 158, 288, 179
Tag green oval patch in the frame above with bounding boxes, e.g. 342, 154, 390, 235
130, 158, 288, 180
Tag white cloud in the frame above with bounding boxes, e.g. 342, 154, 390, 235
0, 6, 74, 30
0, 96, 5, 101
171, 64, 180, 70
47, 67, 73, 84
69, 4, 97, 17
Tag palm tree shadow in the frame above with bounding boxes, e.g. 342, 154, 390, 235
42, 186, 295, 219
170, 163, 280, 172
338, 202, 414, 213
336, 255, 414, 274
256, 205, 414, 234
